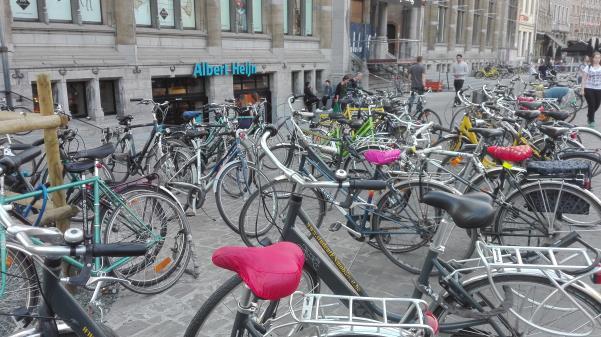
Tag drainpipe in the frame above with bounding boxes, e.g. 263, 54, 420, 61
0, 17, 12, 107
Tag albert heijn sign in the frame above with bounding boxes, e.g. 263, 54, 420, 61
193, 62, 257, 78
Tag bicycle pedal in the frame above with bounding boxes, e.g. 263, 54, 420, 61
329, 222, 342, 232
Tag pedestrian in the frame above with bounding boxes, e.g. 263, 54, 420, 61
333, 75, 350, 114
537, 59, 548, 80
581, 51, 601, 128
408, 56, 427, 113
303, 82, 320, 112
578, 56, 591, 85
451, 54, 469, 107
348, 72, 363, 90
321, 80, 333, 108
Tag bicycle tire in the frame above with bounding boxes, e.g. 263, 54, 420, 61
433, 273, 601, 336
494, 181, 601, 248
103, 192, 191, 294
474, 72, 484, 79
153, 148, 197, 193
572, 127, 601, 151
106, 136, 132, 183
371, 179, 475, 274
184, 269, 319, 337
418, 108, 443, 140
214, 160, 271, 233
238, 178, 326, 247
0, 247, 40, 336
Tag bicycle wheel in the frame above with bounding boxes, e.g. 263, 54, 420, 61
371, 180, 475, 274
238, 178, 326, 247
103, 192, 191, 294
153, 148, 197, 196
572, 127, 601, 151
259, 142, 303, 172
0, 247, 39, 336
107, 137, 132, 183
566, 93, 585, 123
433, 273, 601, 337
184, 269, 319, 337
214, 160, 272, 233
416, 108, 443, 141
475, 71, 484, 79
494, 181, 601, 248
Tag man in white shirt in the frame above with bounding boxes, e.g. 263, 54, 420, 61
451, 54, 469, 107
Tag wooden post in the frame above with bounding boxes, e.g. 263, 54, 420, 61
37, 74, 69, 233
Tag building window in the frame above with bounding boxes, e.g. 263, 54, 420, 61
292, 71, 301, 95
99, 80, 119, 116
252, 0, 262, 32
485, 0, 495, 46
135, 0, 152, 26
181, 0, 196, 28
11, 0, 39, 20
436, 4, 447, 43
472, 0, 481, 46
351, 0, 364, 23
12, 0, 102, 23
67, 81, 89, 118
221, 0, 262, 33
456, 0, 465, 44
158, 0, 175, 28
285, 0, 313, 36
507, 0, 518, 48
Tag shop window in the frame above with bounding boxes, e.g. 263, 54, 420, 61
158, 0, 175, 28
135, 0, 152, 26
31, 82, 59, 113
233, 74, 272, 122
151, 77, 207, 124
67, 81, 89, 118
100, 80, 118, 116
181, 0, 196, 28
11, 0, 39, 20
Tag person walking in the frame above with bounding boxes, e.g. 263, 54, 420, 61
303, 82, 320, 112
451, 54, 469, 107
581, 51, 601, 128
408, 56, 426, 113
321, 80, 333, 108
578, 55, 590, 85
348, 72, 363, 91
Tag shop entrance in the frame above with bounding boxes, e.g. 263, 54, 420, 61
100, 80, 119, 116
67, 81, 88, 118
233, 74, 272, 122
152, 77, 208, 124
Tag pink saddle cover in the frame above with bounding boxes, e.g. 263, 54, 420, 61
363, 149, 402, 166
212, 242, 304, 300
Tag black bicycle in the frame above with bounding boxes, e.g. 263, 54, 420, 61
184, 127, 601, 337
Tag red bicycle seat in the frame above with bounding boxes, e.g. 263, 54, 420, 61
212, 242, 304, 300
487, 145, 533, 162
363, 149, 402, 166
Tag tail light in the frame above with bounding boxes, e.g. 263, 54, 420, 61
570, 131, 578, 140
592, 266, 601, 284
425, 311, 439, 335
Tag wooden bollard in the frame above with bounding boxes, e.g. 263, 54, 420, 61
37, 74, 70, 233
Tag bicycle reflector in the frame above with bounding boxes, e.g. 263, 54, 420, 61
425, 311, 439, 335
592, 267, 601, 284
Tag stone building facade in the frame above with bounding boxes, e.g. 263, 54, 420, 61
0, 0, 332, 122
517, 0, 538, 63
569, 0, 601, 44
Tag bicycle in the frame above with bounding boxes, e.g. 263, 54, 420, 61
185, 127, 601, 337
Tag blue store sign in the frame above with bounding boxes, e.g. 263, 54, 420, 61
193, 62, 257, 78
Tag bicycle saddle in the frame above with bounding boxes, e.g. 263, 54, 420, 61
519, 101, 543, 110
117, 115, 133, 126
73, 143, 115, 160
515, 110, 541, 121
542, 110, 570, 121
335, 118, 363, 130
468, 128, 504, 139
363, 149, 402, 166
421, 191, 494, 229
487, 145, 533, 162
212, 242, 304, 301
64, 160, 95, 174
538, 125, 570, 139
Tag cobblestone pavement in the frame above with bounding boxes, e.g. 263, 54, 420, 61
18, 83, 601, 336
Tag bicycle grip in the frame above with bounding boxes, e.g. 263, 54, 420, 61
91, 243, 148, 257
348, 179, 387, 191
130, 98, 143, 102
